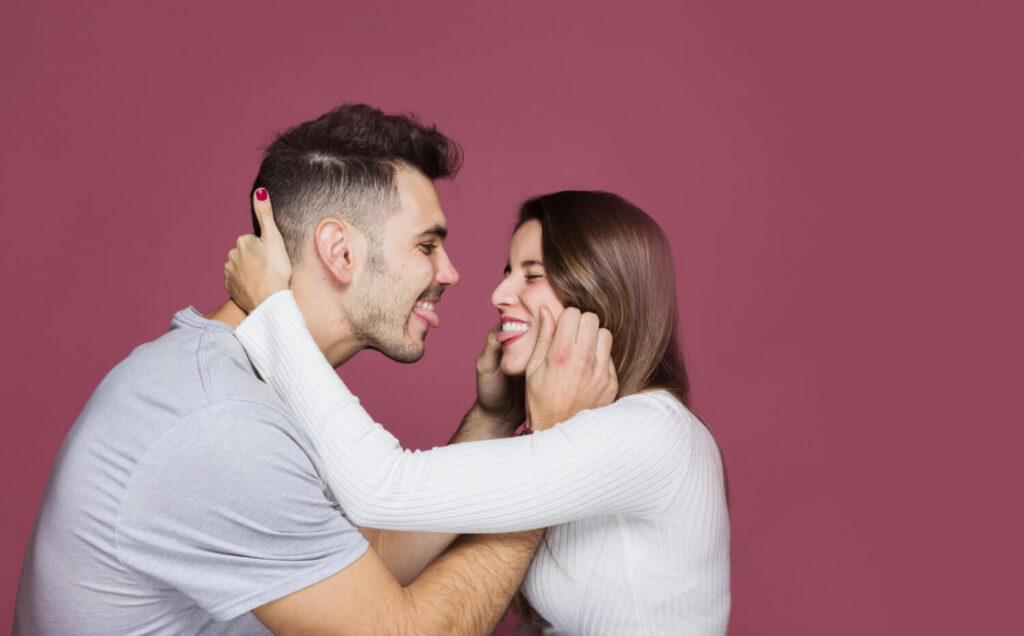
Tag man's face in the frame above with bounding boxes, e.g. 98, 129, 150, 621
349, 167, 460, 362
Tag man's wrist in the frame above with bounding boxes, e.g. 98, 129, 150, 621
451, 403, 522, 443
474, 401, 523, 428
460, 528, 544, 551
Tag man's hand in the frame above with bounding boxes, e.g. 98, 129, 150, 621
448, 324, 525, 444
525, 307, 617, 431
474, 323, 526, 426
224, 188, 292, 313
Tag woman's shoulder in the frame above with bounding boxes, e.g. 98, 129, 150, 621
613, 389, 699, 422
583, 389, 703, 442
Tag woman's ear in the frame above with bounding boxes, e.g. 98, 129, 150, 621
314, 217, 360, 285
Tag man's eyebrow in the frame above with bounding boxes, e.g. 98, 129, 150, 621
417, 224, 447, 240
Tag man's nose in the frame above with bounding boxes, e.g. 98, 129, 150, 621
437, 251, 460, 287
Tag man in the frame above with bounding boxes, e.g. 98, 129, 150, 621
14, 104, 614, 634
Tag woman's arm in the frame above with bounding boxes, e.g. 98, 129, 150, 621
235, 291, 691, 533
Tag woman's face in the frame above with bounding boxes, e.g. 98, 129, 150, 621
490, 219, 566, 376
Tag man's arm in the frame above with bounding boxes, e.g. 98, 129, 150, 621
253, 529, 542, 635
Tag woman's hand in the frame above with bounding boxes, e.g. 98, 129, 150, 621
474, 323, 526, 428
224, 188, 292, 313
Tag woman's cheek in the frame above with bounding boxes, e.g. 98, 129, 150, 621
546, 303, 566, 323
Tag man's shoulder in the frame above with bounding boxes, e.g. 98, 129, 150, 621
69, 308, 304, 484
106, 308, 281, 410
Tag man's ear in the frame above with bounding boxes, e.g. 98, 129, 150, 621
314, 217, 361, 285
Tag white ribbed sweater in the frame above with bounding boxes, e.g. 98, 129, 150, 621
234, 292, 730, 635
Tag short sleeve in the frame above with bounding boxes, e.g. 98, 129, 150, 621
116, 400, 369, 620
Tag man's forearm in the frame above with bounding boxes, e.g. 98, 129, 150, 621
402, 529, 543, 635
360, 527, 456, 586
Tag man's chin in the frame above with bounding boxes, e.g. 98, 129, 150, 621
393, 345, 425, 364
377, 335, 426, 364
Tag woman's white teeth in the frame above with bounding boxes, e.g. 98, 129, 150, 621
501, 322, 529, 332
415, 301, 435, 312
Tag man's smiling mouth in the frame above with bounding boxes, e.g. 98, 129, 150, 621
412, 299, 440, 328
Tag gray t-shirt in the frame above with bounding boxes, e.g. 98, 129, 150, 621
14, 308, 369, 635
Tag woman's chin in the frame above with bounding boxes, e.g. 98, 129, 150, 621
500, 357, 527, 377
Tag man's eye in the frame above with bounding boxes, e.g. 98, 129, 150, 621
420, 243, 437, 254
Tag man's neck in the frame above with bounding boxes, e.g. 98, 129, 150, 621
204, 296, 363, 368
205, 299, 248, 329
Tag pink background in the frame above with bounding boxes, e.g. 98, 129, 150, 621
2, 1, 1022, 633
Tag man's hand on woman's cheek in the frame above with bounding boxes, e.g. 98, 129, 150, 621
524, 307, 617, 431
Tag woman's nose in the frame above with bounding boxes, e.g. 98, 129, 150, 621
490, 276, 516, 308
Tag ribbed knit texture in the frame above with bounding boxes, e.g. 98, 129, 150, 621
234, 291, 730, 634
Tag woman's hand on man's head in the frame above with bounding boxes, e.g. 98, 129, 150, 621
224, 188, 292, 313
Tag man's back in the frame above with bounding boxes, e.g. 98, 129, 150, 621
14, 308, 367, 635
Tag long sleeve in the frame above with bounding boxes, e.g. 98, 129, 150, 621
234, 291, 694, 533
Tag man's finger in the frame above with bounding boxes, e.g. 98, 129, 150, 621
224, 247, 239, 272
476, 324, 503, 374
252, 188, 281, 240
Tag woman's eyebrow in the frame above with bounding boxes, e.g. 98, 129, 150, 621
505, 259, 544, 275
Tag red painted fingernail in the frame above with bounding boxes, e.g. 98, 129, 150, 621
255, 188, 268, 201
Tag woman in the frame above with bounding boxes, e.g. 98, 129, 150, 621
229, 190, 730, 634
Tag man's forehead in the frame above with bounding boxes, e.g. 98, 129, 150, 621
391, 168, 448, 237
387, 200, 448, 238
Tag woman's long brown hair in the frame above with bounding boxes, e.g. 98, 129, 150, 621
509, 191, 708, 627
519, 190, 692, 405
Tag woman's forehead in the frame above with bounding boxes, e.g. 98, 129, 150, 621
509, 219, 543, 261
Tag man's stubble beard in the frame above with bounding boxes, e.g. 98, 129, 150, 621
348, 263, 426, 364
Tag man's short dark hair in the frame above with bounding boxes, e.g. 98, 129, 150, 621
251, 104, 462, 261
